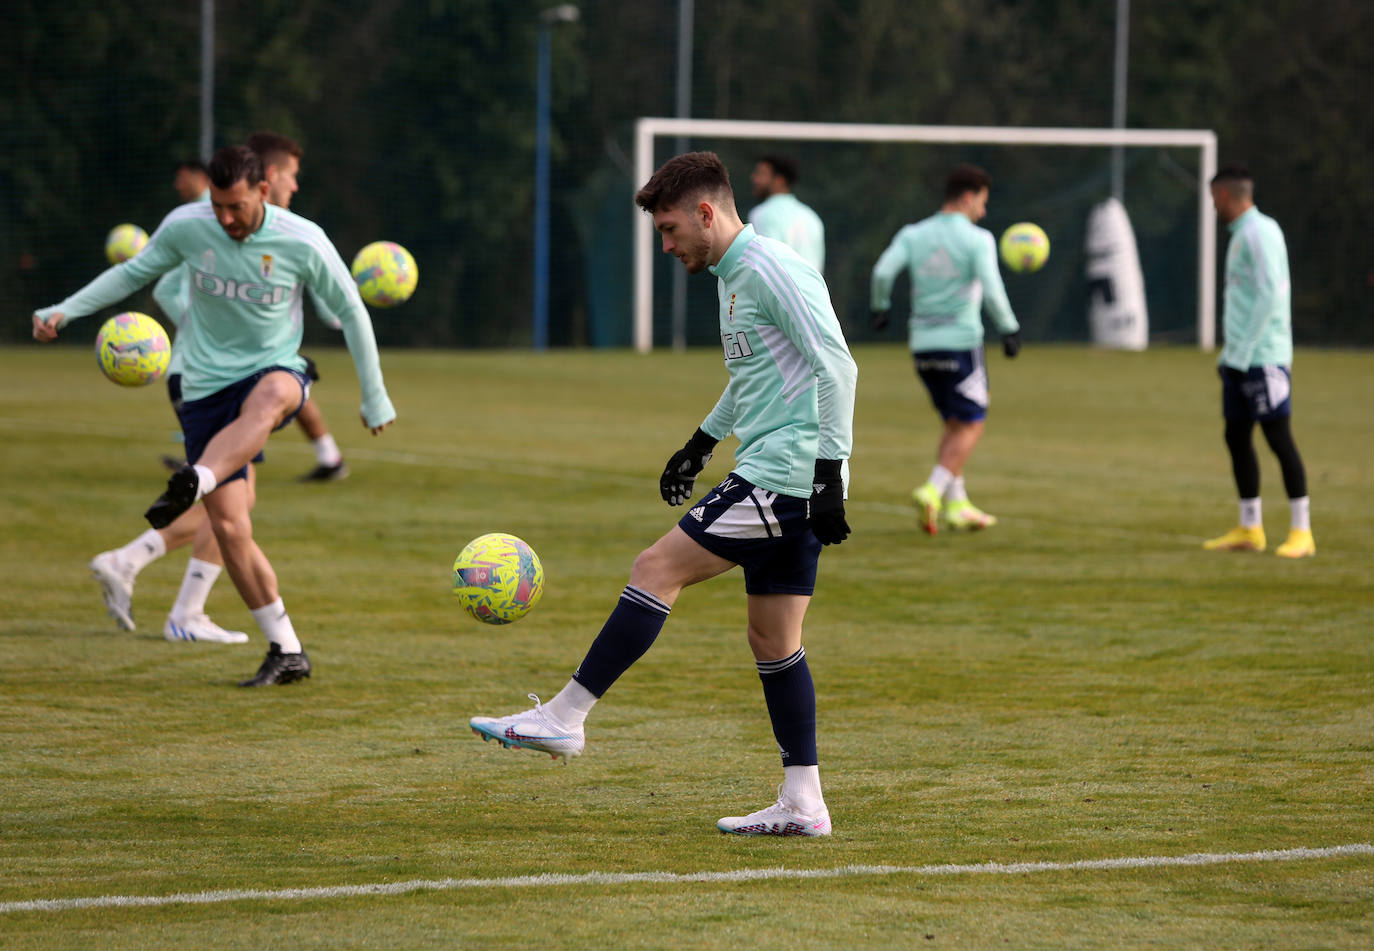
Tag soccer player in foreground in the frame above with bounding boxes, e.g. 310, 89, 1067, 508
89, 133, 352, 643
470, 151, 857, 837
34, 145, 396, 685
869, 163, 1021, 534
1202, 164, 1315, 558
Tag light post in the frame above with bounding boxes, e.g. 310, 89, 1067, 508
533, 4, 579, 351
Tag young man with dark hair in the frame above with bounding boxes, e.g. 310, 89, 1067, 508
471, 151, 857, 837
748, 153, 825, 273
1203, 164, 1314, 557
870, 162, 1021, 533
34, 144, 396, 686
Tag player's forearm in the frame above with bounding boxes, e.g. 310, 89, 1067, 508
37, 265, 150, 329
700, 385, 735, 442
338, 312, 395, 427
814, 350, 858, 461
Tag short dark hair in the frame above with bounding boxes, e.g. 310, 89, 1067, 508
207, 145, 264, 189
944, 163, 992, 200
757, 153, 800, 186
635, 151, 736, 213
245, 131, 303, 167
175, 159, 207, 175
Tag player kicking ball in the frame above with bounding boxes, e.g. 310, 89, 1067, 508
32, 145, 395, 686
470, 152, 857, 836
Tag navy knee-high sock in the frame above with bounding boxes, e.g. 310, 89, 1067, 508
571, 585, 671, 698
758, 648, 818, 767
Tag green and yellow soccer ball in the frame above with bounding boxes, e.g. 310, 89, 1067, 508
105, 224, 148, 264
451, 533, 544, 625
95, 312, 171, 387
351, 240, 418, 307
999, 222, 1050, 273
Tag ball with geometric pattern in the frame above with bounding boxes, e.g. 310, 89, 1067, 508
998, 222, 1051, 273
451, 533, 544, 625
95, 311, 171, 387
351, 240, 418, 308
105, 223, 149, 264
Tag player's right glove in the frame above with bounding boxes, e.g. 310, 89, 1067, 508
810, 459, 850, 545
1002, 331, 1022, 358
869, 309, 891, 332
660, 427, 718, 506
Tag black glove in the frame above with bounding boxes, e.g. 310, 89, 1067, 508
660, 428, 717, 506
869, 309, 890, 332
1002, 331, 1022, 358
810, 459, 850, 545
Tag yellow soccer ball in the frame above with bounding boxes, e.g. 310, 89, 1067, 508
105, 224, 149, 264
451, 533, 544, 625
351, 240, 418, 307
999, 222, 1051, 273
95, 312, 171, 387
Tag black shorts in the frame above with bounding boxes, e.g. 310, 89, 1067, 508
179, 367, 311, 484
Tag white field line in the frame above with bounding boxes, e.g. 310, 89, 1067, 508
2, 843, 1369, 915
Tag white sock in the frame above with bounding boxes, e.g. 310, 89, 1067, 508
543, 679, 598, 729
1239, 497, 1262, 528
116, 528, 166, 574
1289, 496, 1311, 532
312, 434, 343, 467
193, 464, 217, 500
927, 464, 955, 496
170, 558, 221, 621
944, 475, 969, 503
782, 764, 826, 816
250, 598, 302, 653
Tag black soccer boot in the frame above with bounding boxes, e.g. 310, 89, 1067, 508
145, 465, 200, 529
238, 643, 312, 687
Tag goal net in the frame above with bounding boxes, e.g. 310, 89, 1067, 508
631, 118, 1217, 353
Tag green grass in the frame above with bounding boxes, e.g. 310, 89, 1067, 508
1, 344, 1371, 949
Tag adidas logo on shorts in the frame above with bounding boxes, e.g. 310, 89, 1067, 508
689, 506, 705, 521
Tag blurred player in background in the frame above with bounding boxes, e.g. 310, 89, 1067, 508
471, 151, 857, 837
869, 163, 1021, 534
35, 145, 396, 686
1202, 164, 1314, 558
90, 132, 350, 644
172, 159, 209, 203
748, 154, 825, 273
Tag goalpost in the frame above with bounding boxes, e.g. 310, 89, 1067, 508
632, 117, 1218, 353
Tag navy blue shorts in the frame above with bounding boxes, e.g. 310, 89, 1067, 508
167, 373, 184, 417
914, 348, 988, 422
677, 473, 822, 596
1220, 365, 1292, 423
180, 367, 311, 484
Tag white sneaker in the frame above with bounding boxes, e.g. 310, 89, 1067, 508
90, 551, 136, 631
717, 788, 832, 837
163, 613, 250, 644
470, 694, 585, 762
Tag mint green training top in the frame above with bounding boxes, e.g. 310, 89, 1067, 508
1218, 206, 1293, 370
748, 193, 826, 274
37, 201, 393, 427
702, 225, 857, 500
870, 210, 1019, 353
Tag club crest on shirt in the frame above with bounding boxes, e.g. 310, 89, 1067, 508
729, 293, 736, 322
261, 255, 274, 279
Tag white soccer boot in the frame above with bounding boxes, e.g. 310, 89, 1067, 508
89, 550, 136, 631
717, 787, 832, 837
163, 613, 250, 644
470, 694, 585, 762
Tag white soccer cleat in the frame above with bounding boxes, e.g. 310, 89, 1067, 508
89, 550, 136, 631
470, 694, 585, 762
163, 613, 250, 644
717, 788, 832, 837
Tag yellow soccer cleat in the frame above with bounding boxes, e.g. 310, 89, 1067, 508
944, 500, 997, 531
1275, 528, 1316, 559
1202, 525, 1267, 552
912, 483, 942, 535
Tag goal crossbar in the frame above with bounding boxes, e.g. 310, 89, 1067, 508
632, 117, 1218, 352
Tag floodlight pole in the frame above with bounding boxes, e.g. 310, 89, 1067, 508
199, 0, 214, 160
1111, 0, 1129, 201
668, 0, 695, 352
533, 4, 579, 351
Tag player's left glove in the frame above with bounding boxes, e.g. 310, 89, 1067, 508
660, 427, 717, 506
1002, 331, 1022, 358
810, 459, 850, 545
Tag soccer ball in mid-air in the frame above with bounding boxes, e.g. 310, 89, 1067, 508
95, 312, 171, 387
351, 241, 418, 307
105, 224, 148, 264
451, 533, 544, 625
999, 222, 1050, 273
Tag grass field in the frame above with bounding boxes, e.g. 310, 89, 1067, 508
1, 343, 1371, 949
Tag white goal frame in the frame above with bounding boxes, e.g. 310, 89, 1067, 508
632, 117, 1218, 352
